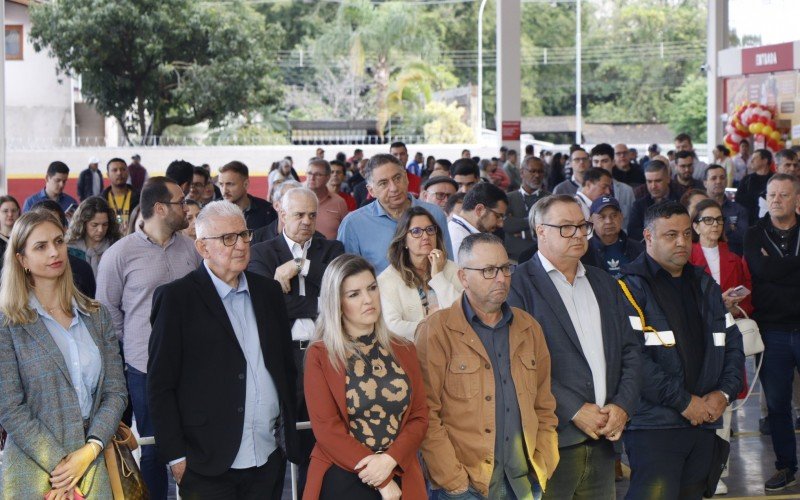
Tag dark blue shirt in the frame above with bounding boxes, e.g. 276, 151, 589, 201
22, 189, 78, 213
462, 295, 537, 497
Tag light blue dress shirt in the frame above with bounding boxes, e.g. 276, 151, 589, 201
31, 295, 101, 419
337, 195, 453, 273
204, 263, 280, 469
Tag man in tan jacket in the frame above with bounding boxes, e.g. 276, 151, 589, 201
416, 233, 559, 499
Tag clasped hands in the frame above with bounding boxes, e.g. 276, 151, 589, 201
681, 392, 727, 426
46, 443, 100, 499
572, 403, 628, 441
355, 453, 401, 499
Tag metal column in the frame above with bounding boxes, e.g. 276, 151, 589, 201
496, 0, 521, 152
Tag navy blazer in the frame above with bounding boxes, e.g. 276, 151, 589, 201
508, 253, 642, 450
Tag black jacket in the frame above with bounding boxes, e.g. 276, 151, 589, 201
619, 253, 744, 430
147, 266, 300, 475
744, 215, 800, 330
247, 235, 344, 324
627, 191, 681, 242
77, 168, 104, 201
243, 195, 278, 231
736, 172, 772, 224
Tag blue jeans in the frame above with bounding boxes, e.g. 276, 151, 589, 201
127, 364, 168, 499
761, 330, 800, 472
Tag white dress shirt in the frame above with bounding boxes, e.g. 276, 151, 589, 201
283, 232, 315, 341
538, 252, 607, 406
448, 214, 479, 264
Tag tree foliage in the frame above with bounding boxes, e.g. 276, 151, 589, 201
664, 74, 707, 142
29, 0, 283, 143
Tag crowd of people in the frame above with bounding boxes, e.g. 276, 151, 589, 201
0, 134, 797, 500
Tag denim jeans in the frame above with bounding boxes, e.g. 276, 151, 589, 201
127, 364, 168, 499
761, 330, 800, 472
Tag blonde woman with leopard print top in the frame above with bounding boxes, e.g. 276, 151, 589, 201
304, 254, 429, 500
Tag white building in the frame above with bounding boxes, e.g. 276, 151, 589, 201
5, 0, 110, 148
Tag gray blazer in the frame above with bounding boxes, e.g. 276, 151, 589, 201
0, 304, 127, 498
508, 254, 642, 451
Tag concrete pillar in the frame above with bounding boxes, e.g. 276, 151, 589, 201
0, 0, 7, 195
496, 0, 521, 152
706, 0, 728, 149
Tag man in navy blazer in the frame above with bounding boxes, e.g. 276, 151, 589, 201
247, 187, 344, 494
508, 194, 642, 500
148, 201, 299, 499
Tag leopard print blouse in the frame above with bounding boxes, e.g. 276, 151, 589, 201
346, 333, 410, 452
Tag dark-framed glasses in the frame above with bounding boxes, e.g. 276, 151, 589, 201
408, 225, 437, 238
540, 221, 594, 238
201, 229, 254, 246
462, 264, 516, 279
696, 216, 725, 226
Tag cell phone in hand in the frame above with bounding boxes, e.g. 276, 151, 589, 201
729, 285, 751, 298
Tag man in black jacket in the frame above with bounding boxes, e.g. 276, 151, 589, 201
247, 187, 344, 494
627, 160, 681, 242
148, 201, 299, 499
620, 202, 743, 499
77, 157, 103, 200
736, 148, 773, 223
745, 173, 800, 491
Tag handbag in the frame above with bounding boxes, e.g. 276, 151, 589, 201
104, 422, 149, 500
703, 434, 731, 498
734, 305, 764, 356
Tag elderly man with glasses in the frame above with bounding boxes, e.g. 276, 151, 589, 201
508, 194, 642, 500
148, 200, 300, 499
417, 233, 559, 500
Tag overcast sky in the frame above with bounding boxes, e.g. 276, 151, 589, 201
729, 0, 800, 46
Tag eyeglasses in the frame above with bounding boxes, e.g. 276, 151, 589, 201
540, 222, 594, 238
160, 199, 187, 207
190, 182, 207, 191
306, 172, 329, 178
696, 216, 725, 226
201, 229, 254, 246
462, 264, 516, 279
429, 192, 451, 201
408, 225, 437, 238
488, 208, 506, 219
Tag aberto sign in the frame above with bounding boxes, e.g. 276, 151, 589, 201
742, 42, 794, 74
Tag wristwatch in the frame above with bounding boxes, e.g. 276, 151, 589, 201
719, 390, 731, 405
294, 257, 304, 273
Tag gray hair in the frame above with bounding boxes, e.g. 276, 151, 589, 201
767, 172, 800, 194
457, 232, 504, 265
195, 200, 245, 239
282, 187, 319, 210
271, 179, 301, 205
528, 194, 581, 232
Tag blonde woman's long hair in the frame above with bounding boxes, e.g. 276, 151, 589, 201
313, 254, 400, 371
0, 211, 99, 326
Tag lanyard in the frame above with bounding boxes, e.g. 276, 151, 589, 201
617, 279, 675, 347
451, 217, 476, 235
109, 189, 131, 220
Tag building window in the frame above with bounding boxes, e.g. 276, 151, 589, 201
5, 25, 23, 61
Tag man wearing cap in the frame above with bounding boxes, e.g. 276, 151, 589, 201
587, 197, 644, 279
78, 157, 104, 200
129, 154, 149, 192
421, 176, 458, 209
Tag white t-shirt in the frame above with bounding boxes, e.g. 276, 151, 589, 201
702, 245, 721, 285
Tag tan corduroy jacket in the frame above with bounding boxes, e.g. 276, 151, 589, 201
415, 294, 560, 496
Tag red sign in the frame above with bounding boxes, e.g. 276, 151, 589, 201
502, 121, 521, 141
742, 42, 794, 74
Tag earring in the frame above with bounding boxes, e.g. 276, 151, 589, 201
24, 268, 30, 274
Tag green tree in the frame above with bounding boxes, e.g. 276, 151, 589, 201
664, 74, 707, 142
423, 101, 474, 144
29, 0, 283, 143
312, 0, 439, 137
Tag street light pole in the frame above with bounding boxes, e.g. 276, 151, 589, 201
477, 0, 488, 140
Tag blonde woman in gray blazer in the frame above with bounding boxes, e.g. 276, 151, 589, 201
0, 210, 127, 499
378, 206, 463, 340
